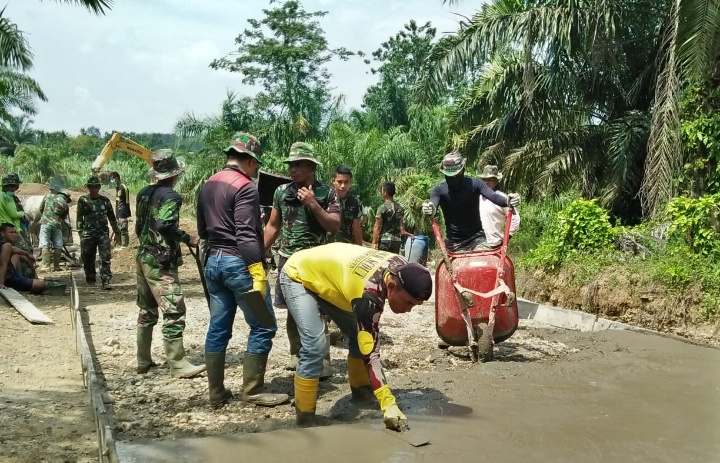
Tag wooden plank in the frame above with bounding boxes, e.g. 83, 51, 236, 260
0, 287, 54, 324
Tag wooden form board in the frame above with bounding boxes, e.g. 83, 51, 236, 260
0, 287, 54, 324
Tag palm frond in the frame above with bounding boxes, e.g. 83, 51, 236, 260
0, 10, 33, 70
642, 6, 682, 217
47, 0, 113, 15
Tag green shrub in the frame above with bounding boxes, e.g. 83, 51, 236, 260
666, 194, 720, 256
522, 199, 616, 269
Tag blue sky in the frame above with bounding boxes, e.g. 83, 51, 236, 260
12, 0, 479, 135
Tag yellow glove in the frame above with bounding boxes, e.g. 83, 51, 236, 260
374, 385, 408, 431
247, 262, 268, 299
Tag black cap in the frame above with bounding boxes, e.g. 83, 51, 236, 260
395, 263, 433, 301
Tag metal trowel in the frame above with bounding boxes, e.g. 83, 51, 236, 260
382, 422, 431, 447
241, 290, 277, 329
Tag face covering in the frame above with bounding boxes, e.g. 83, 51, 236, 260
110, 180, 117, 187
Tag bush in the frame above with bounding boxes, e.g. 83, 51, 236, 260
522, 199, 616, 269
665, 194, 720, 256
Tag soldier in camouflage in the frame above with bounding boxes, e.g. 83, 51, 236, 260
134, 149, 205, 379
38, 185, 72, 271
264, 142, 341, 373
77, 176, 120, 289
328, 165, 363, 245
372, 182, 411, 254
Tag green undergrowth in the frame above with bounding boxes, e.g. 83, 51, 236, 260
516, 197, 720, 322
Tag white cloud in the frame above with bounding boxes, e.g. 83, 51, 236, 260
12, 0, 480, 134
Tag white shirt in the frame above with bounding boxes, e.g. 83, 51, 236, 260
479, 192, 520, 247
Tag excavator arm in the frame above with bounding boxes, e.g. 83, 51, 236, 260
91, 132, 153, 173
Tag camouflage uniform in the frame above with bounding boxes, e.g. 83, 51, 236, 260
376, 201, 404, 254
135, 161, 191, 340
115, 182, 131, 247
77, 178, 119, 286
39, 193, 70, 246
269, 142, 341, 373
328, 192, 363, 244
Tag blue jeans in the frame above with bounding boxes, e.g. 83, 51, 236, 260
204, 252, 276, 354
280, 269, 361, 378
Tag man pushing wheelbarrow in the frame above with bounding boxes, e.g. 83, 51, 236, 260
422, 153, 521, 362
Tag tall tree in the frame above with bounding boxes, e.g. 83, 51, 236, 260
363, 20, 437, 130
430, 0, 720, 217
211, 0, 352, 146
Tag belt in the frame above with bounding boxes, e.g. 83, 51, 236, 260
211, 249, 237, 258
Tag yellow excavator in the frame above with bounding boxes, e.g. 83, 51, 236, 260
91, 132, 153, 174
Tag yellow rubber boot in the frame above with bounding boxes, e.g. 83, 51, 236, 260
347, 355, 373, 402
294, 374, 319, 427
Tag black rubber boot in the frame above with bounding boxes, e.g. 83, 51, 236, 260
206, 352, 233, 409
243, 352, 289, 406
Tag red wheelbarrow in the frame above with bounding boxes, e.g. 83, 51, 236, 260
432, 209, 519, 362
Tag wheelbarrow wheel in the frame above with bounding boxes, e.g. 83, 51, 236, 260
475, 322, 493, 363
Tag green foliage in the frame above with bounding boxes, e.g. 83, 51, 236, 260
665, 194, 720, 255
679, 84, 720, 195
394, 169, 442, 235
508, 192, 575, 257
522, 199, 616, 269
363, 20, 436, 130
210, 0, 352, 143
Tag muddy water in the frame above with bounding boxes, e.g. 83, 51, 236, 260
117, 329, 720, 463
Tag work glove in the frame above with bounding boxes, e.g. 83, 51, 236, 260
247, 262, 268, 299
421, 201, 436, 217
507, 193, 521, 208
374, 385, 408, 431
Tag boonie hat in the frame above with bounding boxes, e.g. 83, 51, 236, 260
225, 132, 262, 164
394, 262, 433, 301
149, 149, 185, 181
283, 142, 322, 166
439, 152, 466, 177
479, 165, 503, 181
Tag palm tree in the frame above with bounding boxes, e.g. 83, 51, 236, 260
0, 114, 36, 155
424, 0, 720, 217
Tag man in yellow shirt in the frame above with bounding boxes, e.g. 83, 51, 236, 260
280, 242, 432, 430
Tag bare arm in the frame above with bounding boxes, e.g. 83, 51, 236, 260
263, 207, 281, 252
372, 218, 382, 248
399, 217, 413, 238
0, 243, 12, 288
352, 218, 363, 246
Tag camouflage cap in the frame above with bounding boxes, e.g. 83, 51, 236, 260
8, 173, 21, 184
225, 132, 262, 164
149, 149, 185, 181
1, 175, 19, 187
85, 176, 102, 186
283, 142, 322, 166
478, 164, 503, 181
439, 152, 467, 177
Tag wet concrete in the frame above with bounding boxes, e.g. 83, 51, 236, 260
116, 329, 720, 463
